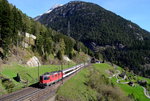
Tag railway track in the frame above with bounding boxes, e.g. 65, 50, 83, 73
0, 87, 39, 101
0, 63, 90, 101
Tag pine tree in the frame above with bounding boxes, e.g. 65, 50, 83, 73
12, 6, 22, 46
0, 0, 13, 56
59, 38, 65, 56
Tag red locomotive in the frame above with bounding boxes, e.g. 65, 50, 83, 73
39, 71, 63, 88
39, 63, 88, 88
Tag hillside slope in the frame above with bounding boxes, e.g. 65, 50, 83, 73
36, 1, 150, 45
36, 1, 150, 77
56, 63, 150, 101
0, 0, 92, 62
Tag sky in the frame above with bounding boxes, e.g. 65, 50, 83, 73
7, 0, 150, 32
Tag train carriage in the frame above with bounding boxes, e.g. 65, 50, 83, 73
39, 63, 88, 88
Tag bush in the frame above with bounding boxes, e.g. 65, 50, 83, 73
86, 67, 132, 101
2, 78, 15, 93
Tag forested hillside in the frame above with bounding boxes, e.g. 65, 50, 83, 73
36, 1, 150, 77
0, 0, 92, 62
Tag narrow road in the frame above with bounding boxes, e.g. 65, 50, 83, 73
142, 87, 150, 99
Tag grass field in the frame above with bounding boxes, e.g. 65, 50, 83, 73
0, 63, 74, 95
57, 68, 97, 101
93, 63, 150, 101
56, 63, 150, 101
1, 63, 74, 79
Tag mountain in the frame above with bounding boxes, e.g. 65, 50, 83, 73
35, 1, 150, 77
0, 0, 94, 95
0, 0, 91, 63
34, 4, 63, 21
35, 1, 150, 44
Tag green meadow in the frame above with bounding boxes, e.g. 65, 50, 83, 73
94, 64, 150, 101
57, 63, 150, 101
57, 67, 97, 101
0, 63, 74, 95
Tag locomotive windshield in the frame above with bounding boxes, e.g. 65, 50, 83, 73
44, 76, 50, 80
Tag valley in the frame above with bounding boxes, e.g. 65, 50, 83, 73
56, 63, 150, 101
36, 1, 150, 78
0, 0, 150, 101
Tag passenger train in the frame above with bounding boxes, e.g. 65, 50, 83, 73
39, 63, 88, 88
